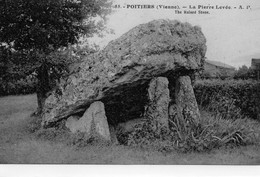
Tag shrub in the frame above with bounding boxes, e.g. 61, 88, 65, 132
126, 111, 259, 153
0, 76, 37, 96
199, 111, 259, 147
194, 79, 260, 120
233, 65, 257, 80
127, 119, 172, 150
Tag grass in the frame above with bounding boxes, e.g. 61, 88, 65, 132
126, 110, 260, 153
0, 94, 260, 164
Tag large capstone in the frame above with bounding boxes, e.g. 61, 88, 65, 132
145, 77, 170, 130
42, 19, 206, 128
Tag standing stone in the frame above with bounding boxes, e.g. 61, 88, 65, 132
175, 76, 200, 126
145, 77, 170, 130
65, 101, 111, 142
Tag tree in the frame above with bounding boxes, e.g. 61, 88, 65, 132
234, 65, 256, 80
0, 0, 112, 114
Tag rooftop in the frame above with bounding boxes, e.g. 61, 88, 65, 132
251, 58, 260, 70
205, 60, 235, 69
252, 58, 260, 63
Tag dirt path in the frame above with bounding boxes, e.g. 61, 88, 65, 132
0, 94, 260, 164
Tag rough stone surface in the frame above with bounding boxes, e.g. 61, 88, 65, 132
65, 101, 111, 142
145, 77, 170, 130
42, 19, 206, 127
65, 115, 81, 133
174, 76, 200, 126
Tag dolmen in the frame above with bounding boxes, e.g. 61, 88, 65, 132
42, 19, 207, 143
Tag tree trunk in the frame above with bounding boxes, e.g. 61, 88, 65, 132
36, 89, 47, 115
35, 63, 50, 115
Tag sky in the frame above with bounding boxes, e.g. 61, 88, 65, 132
90, 0, 260, 68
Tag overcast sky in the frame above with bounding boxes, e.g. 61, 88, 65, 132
91, 0, 260, 68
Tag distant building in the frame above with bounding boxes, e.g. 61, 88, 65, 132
251, 58, 260, 80
202, 60, 236, 79
251, 58, 260, 70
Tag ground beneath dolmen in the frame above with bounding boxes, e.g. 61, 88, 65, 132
0, 94, 260, 165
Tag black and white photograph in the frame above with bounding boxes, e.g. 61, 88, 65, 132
0, 0, 260, 176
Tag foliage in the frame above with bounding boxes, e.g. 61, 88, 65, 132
233, 65, 257, 80
0, 75, 37, 96
194, 79, 260, 120
125, 79, 260, 152
0, 0, 112, 110
126, 119, 170, 148
125, 111, 259, 153
0, 44, 100, 96
167, 112, 258, 152
199, 112, 260, 146
0, 0, 112, 51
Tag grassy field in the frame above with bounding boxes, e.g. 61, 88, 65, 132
0, 94, 260, 164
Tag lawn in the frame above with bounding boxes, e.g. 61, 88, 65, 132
0, 94, 260, 164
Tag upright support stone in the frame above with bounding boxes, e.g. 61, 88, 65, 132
145, 77, 170, 130
175, 76, 200, 126
65, 101, 111, 142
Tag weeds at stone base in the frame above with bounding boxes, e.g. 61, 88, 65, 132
126, 112, 260, 153
27, 115, 42, 133
27, 112, 259, 153
27, 117, 112, 148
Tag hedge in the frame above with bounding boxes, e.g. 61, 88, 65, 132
194, 79, 260, 120
0, 77, 37, 96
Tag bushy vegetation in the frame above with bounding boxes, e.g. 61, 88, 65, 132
0, 0, 112, 113
0, 44, 99, 97
122, 79, 260, 153
124, 111, 259, 153
0, 76, 37, 96
194, 79, 260, 120
233, 65, 257, 80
